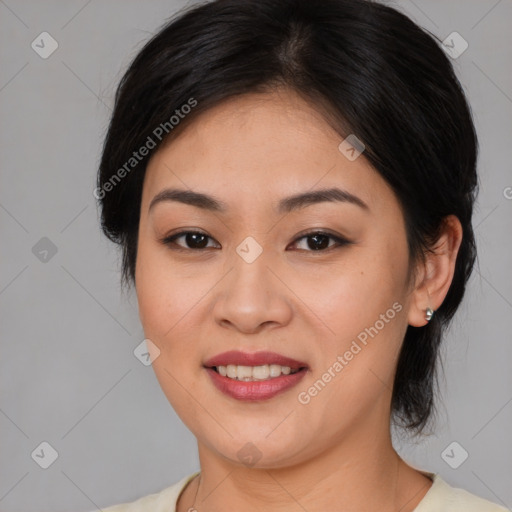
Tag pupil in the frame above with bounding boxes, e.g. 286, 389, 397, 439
188, 233, 208, 248
308, 234, 329, 250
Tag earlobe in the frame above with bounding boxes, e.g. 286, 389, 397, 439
407, 215, 463, 327
408, 288, 435, 327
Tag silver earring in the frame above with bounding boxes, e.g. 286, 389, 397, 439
425, 307, 434, 321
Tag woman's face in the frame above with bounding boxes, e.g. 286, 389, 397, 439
135, 89, 417, 467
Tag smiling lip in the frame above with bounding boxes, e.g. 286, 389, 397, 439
203, 350, 309, 401
203, 350, 308, 369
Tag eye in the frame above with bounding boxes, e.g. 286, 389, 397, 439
161, 230, 219, 251
289, 231, 351, 252
160, 230, 351, 252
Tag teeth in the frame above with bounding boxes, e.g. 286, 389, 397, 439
215, 364, 300, 381
269, 364, 282, 378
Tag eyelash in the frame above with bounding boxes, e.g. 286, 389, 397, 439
160, 230, 352, 253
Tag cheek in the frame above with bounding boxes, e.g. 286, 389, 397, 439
135, 239, 194, 335
135, 250, 166, 334
302, 252, 408, 338
135, 243, 206, 416
296, 248, 409, 398
134, 240, 212, 399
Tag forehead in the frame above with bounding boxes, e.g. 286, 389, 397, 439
161, 89, 340, 163
141, 89, 391, 214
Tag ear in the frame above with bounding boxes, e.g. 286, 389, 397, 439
408, 215, 463, 327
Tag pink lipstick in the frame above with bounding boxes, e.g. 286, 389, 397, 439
203, 350, 308, 401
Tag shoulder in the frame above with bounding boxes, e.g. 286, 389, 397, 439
415, 473, 510, 512
95, 472, 199, 512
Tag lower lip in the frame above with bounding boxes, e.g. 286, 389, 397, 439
205, 367, 308, 401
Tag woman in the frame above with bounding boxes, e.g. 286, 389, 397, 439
94, 0, 508, 510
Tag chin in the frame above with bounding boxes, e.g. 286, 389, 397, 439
198, 429, 312, 469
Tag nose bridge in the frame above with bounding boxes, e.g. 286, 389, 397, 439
229, 235, 274, 301
213, 235, 292, 332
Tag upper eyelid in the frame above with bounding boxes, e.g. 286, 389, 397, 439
163, 230, 350, 249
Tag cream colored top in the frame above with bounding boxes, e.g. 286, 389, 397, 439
98, 471, 510, 512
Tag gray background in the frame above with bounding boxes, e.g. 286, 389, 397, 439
1, 0, 511, 510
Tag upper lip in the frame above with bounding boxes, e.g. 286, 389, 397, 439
204, 350, 308, 370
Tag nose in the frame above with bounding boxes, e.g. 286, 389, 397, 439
212, 248, 293, 334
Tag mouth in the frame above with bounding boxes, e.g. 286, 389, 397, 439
209, 364, 304, 381
203, 351, 309, 401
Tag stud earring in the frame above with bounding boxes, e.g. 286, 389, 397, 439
425, 307, 434, 321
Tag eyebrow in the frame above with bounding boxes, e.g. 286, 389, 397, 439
148, 186, 369, 214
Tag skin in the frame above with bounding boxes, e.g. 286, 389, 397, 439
135, 87, 463, 512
